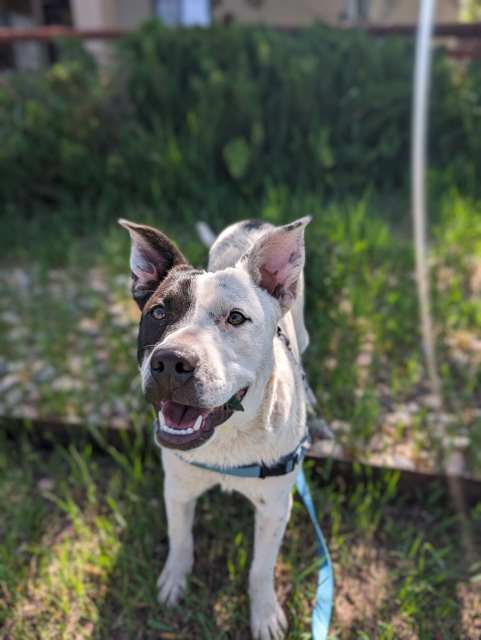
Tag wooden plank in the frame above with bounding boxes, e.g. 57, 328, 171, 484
0, 26, 128, 44
309, 446, 481, 506
2, 415, 480, 504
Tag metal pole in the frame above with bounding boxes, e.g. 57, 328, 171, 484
411, 0, 441, 402
412, 1, 477, 565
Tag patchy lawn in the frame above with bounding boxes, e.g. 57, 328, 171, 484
1, 193, 481, 478
0, 432, 480, 639
1, 192, 481, 638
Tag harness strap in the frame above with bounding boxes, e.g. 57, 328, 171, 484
295, 468, 334, 639
181, 435, 310, 479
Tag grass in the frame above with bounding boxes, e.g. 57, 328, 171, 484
2, 34, 481, 636
0, 430, 480, 639
1, 189, 481, 476
1, 188, 481, 637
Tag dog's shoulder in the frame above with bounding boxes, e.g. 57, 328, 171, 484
208, 219, 273, 272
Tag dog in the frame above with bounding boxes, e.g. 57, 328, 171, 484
119, 216, 311, 640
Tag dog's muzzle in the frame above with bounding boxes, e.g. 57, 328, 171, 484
153, 387, 248, 451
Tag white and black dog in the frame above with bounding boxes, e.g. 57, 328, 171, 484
120, 216, 311, 640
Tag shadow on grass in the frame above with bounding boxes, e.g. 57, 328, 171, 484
91, 448, 480, 639
1, 429, 479, 639
0, 433, 62, 634
313, 463, 481, 639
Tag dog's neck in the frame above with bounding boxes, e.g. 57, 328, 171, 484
177, 328, 306, 468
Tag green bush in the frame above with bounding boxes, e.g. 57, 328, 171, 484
0, 22, 480, 221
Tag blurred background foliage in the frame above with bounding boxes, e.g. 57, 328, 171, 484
2, 23, 481, 637
1, 21, 481, 476
1, 21, 481, 225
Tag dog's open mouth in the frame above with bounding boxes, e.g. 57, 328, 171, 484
153, 388, 248, 450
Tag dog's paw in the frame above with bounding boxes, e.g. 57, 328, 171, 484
157, 565, 189, 607
250, 598, 287, 640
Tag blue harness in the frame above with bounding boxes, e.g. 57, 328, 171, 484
163, 430, 334, 639
187, 434, 310, 478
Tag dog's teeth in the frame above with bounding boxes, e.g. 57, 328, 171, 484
158, 412, 167, 430
158, 420, 195, 436
157, 409, 202, 437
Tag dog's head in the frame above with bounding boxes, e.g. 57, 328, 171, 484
120, 217, 309, 451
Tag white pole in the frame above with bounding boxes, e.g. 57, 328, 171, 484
413, 2, 476, 564
412, 0, 441, 402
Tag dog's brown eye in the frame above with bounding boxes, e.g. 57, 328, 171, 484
151, 305, 166, 321
227, 310, 247, 326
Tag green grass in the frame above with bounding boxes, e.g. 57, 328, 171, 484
1, 190, 481, 640
1, 189, 481, 476
0, 431, 480, 639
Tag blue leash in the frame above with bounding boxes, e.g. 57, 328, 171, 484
164, 426, 334, 639
295, 467, 334, 640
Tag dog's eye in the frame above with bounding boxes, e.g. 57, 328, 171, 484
227, 310, 247, 326
151, 305, 166, 321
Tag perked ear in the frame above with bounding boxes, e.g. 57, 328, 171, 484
118, 219, 188, 309
245, 216, 311, 313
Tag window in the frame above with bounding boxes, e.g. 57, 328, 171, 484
343, 0, 372, 23
154, 0, 210, 26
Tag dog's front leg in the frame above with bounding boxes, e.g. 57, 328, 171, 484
157, 488, 196, 606
249, 489, 292, 640
157, 455, 214, 607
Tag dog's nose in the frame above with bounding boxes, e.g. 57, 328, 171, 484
150, 349, 197, 384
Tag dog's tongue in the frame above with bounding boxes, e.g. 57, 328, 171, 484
162, 401, 209, 430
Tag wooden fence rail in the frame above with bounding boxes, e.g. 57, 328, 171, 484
0, 26, 127, 45
1, 22, 481, 59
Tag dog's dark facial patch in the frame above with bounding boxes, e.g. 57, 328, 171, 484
137, 266, 202, 364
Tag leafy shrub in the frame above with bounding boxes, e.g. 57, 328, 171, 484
0, 22, 480, 223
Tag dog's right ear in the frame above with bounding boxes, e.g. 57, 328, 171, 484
244, 216, 311, 315
118, 219, 188, 310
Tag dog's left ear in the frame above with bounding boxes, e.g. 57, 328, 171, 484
119, 219, 188, 309
245, 216, 311, 314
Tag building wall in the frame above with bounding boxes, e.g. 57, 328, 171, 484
1, 0, 44, 69
70, 0, 116, 29
71, 0, 209, 30
214, 0, 341, 27
213, 0, 460, 27
68, 0, 461, 30
369, 0, 459, 24
11, 10, 45, 69
70, 0, 118, 63
116, 0, 152, 29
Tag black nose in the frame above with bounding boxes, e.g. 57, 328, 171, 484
150, 349, 197, 384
